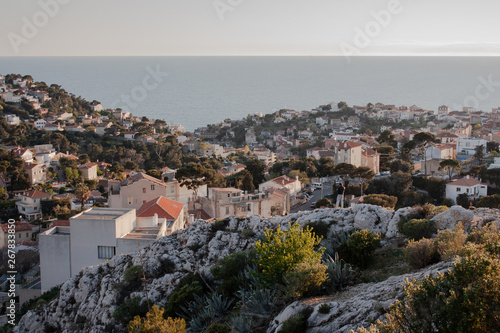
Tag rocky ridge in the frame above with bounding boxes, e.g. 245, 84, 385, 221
16, 204, 485, 332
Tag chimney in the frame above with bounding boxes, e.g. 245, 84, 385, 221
466, 175, 470, 179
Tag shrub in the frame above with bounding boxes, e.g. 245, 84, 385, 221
475, 194, 500, 208
356, 249, 500, 332
113, 296, 149, 327
211, 218, 229, 232
164, 273, 205, 317
211, 250, 256, 296
315, 198, 332, 208
467, 223, 500, 255
241, 228, 255, 239
255, 222, 325, 285
318, 303, 332, 314
456, 193, 471, 208
279, 308, 313, 333
399, 218, 436, 241
405, 238, 438, 269
304, 220, 330, 239
324, 252, 359, 290
206, 323, 230, 333
283, 261, 328, 299
155, 257, 176, 276
434, 223, 467, 260
337, 230, 381, 268
362, 194, 397, 209
127, 305, 185, 333
442, 198, 454, 207
426, 177, 446, 202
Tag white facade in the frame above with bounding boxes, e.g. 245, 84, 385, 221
445, 176, 488, 204
34, 119, 47, 129
456, 138, 487, 156
5, 114, 20, 125
40, 207, 168, 292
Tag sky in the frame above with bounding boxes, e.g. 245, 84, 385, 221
1, 0, 500, 56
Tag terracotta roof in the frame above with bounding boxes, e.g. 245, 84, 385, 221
188, 209, 212, 220
137, 196, 183, 220
337, 141, 363, 149
52, 219, 70, 227
270, 176, 297, 186
79, 162, 97, 169
1, 222, 33, 233
268, 188, 287, 198
22, 190, 51, 199
121, 172, 166, 187
449, 177, 485, 187
24, 162, 41, 170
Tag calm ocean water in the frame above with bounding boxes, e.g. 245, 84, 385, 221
0, 56, 499, 131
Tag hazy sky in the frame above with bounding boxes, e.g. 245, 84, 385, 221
1, 0, 500, 56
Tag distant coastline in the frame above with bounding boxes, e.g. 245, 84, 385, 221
1, 56, 499, 131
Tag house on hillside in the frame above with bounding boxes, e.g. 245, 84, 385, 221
39, 207, 171, 292
259, 175, 302, 196
79, 162, 98, 180
16, 190, 51, 220
0, 222, 34, 247
137, 196, 185, 234
445, 176, 487, 204
108, 172, 205, 209
24, 162, 46, 185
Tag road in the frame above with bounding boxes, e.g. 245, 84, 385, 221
291, 181, 334, 213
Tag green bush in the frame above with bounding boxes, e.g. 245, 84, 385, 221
434, 223, 467, 260
318, 303, 332, 314
255, 222, 325, 285
315, 198, 332, 208
211, 250, 256, 295
467, 223, 500, 255
113, 296, 148, 327
456, 193, 470, 208
164, 273, 205, 317
362, 194, 397, 209
337, 230, 381, 268
279, 308, 313, 333
475, 194, 500, 208
399, 218, 436, 241
283, 262, 328, 299
304, 220, 330, 239
206, 323, 231, 333
211, 218, 230, 232
356, 249, 500, 333
405, 238, 439, 269
241, 228, 255, 239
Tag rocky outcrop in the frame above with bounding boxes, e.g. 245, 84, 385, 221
267, 261, 453, 333
431, 205, 474, 230
15, 205, 488, 332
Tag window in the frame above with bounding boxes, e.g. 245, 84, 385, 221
98, 246, 116, 259
151, 185, 155, 191
26, 232, 29, 238
456, 187, 461, 192
128, 197, 132, 205
170, 186, 174, 194
143, 187, 146, 193
18, 233, 21, 238
225, 207, 229, 215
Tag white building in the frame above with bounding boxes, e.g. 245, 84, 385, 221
39, 207, 171, 292
5, 114, 20, 126
16, 190, 51, 221
34, 119, 47, 129
445, 176, 487, 204
456, 138, 487, 156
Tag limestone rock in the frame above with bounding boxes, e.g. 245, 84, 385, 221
431, 205, 474, 230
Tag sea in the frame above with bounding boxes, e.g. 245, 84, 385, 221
1, 56, 500, 131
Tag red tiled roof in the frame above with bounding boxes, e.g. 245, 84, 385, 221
0, 222, 33, 233
52, 219, 70, 227
137, 196, 183, 220
24, 162, 41, 170
188, 209, 212, 220
449, 177, 485, 187
270, 176, 297, 186
79, 162, 97, 169
337, 141, 363, 150
22, 190, 51, 199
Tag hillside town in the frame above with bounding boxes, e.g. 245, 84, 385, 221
2, 73, 500, 329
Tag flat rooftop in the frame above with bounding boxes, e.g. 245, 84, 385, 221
122, 227, 160, 240
71, 207, 134, 220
